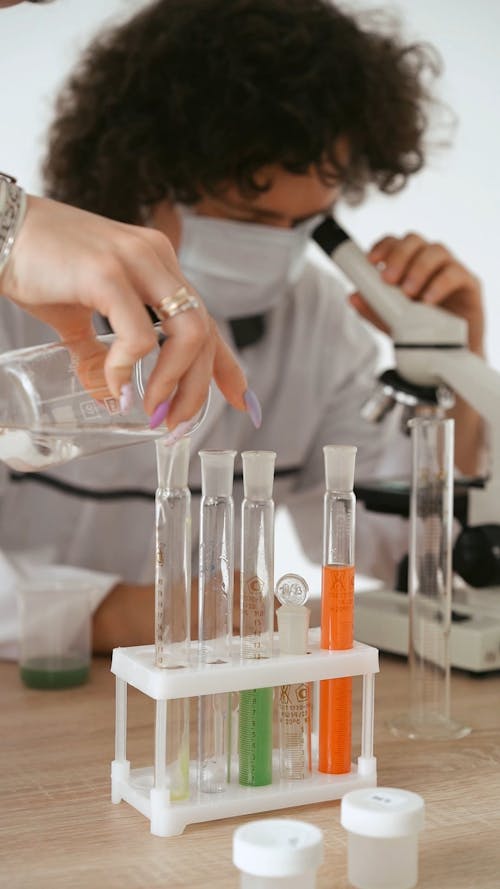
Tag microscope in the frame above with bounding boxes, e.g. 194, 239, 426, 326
313, 218, 500, 673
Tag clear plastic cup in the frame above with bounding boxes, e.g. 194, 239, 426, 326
18, 577, 93, 689
0, 328, 208, 470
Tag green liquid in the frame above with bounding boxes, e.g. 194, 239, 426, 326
238, 687, 273, 786
20, 656, 90, 689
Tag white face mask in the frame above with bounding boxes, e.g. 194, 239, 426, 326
177, 208, 323, 320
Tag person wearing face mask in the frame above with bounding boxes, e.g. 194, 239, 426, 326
177, 207, 323, 321
0, 0, 485, 657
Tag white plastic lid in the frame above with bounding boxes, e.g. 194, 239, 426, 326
199, 449, 236, 497
323, 445, 357, 492
242, 450, 276, 500
341, 788, 425, 838
233, 818, 324, 877
155, 436, 190, 489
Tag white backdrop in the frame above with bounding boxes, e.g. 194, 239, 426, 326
1, 0, 499, 360
1, 0, 499, 587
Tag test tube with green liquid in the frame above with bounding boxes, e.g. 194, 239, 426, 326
239, 450, 276, 787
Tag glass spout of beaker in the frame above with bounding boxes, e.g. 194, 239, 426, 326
0, 330, 208, 470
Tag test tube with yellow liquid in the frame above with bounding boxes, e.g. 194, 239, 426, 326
319, 445, 357, 775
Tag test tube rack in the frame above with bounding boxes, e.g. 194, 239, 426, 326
111, 628, 378, 837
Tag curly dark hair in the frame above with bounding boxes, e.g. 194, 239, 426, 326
43, 0, 443, 224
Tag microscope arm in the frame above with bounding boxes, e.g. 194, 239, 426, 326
312, 217, 468, 347
312, 217, 498, 526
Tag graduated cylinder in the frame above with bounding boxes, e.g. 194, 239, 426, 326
389, 416, 470, 741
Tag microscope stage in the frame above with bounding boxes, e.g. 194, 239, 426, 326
354, 587, 500, 674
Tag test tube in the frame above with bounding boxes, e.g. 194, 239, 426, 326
318, 444, 357, 775
154, 436, 191, 801
198, 449, 237, 793
276, 573, 312, 780
389, 417, 470, 740
239, 450, 276, 788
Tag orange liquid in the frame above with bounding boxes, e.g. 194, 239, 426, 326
321, 564, 354, 650
319, 564, 354, 774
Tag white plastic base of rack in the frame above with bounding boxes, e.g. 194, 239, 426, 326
111, 629, 379, 837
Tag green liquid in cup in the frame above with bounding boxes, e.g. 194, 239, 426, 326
20, 656, 90, 689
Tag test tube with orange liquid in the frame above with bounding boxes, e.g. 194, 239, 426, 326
318, 445, 357, 775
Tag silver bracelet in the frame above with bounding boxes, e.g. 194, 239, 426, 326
0, 172, 27, 279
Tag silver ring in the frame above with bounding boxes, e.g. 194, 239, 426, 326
157, 286, 200, 320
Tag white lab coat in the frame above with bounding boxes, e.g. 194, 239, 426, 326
0, 243, 408, 658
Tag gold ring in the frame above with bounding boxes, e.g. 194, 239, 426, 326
156, 286, 200, 320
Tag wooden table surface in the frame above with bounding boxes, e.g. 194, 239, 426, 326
1, 653, 499, 889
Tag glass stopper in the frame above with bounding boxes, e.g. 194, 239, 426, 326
275, 573, 309, 607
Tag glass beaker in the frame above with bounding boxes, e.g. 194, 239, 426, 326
389, 417, 470, 740
0, 329, 208, 470
18, 575, 93, 689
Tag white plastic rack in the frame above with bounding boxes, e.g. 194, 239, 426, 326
111, 627, 379, 836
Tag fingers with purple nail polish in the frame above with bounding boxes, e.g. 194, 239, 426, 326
149, 398, 171, 430
165, 420, 193, 444
119, 382, 133, 414
244, 388, 262, 428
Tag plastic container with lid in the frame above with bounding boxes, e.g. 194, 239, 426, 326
340, 787, 425, 889
233, 817, 324, 888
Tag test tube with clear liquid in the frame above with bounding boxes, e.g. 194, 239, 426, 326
154, 436, 192, 801
276, 574, 312, 780
389, 416, 470, 740
319, 445, 357, 775
198, 449, 237, 793
239, 451, 276, 787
